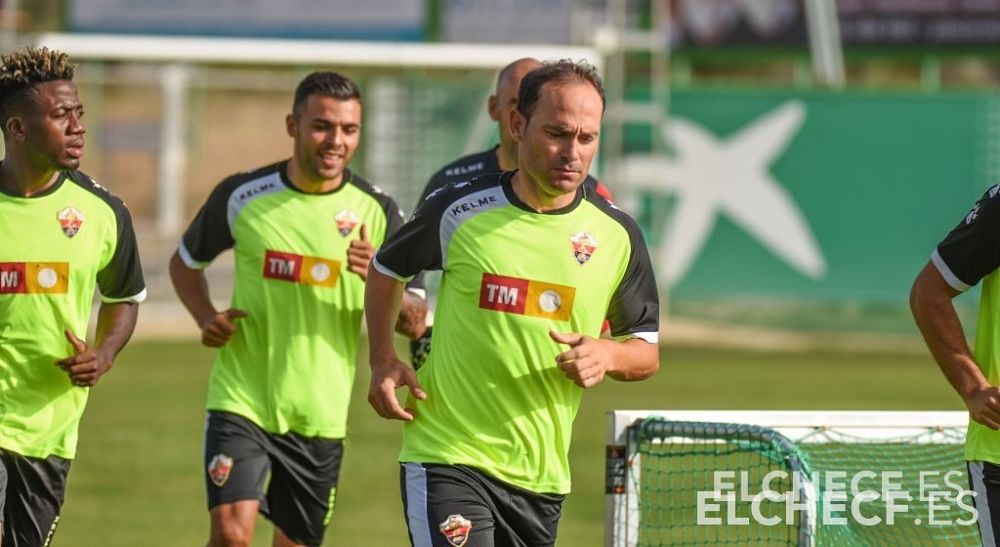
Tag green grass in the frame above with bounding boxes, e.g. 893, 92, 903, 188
54, 341, 963, 546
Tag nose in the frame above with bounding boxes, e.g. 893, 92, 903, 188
68, 111, 85, 135
561, 138, 581, 163
328, 127, 344, 147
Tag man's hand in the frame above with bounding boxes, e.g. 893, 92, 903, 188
550, 330, 615, 388
368, 356, 426, 421
395, 291, 428, 341
964, 385, 1000, 430
348, 224, 375, 280
199, 308, 249, 347
56, 329, 112, 387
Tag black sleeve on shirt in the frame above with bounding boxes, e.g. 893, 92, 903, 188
348, 172, 406, 241
181, 176, 241, 265
350, 173, 426, 293
98, 198, 146, 300
387, 203, 427, 291
419, 168, 452, 204
936, 184, 1000, 287
385, 197, 426, 292
69, 172, 146, 300
418, 149, 495, 204
590, 196, 660, 338
377, 177, 497, 279
376, 190, 448, 279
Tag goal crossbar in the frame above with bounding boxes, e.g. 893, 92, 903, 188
35, 33, 601, 69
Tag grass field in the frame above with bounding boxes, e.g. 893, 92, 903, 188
53, 339, 964, 546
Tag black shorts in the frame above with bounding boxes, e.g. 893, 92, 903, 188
400, 463, 564, 547
204, 411, 344, 546
969, 460, 1000, 546
0, 448, 71, 547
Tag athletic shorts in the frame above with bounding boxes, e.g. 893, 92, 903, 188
400, 462, 564, 547
969, 460, 1000, 546
204, 411, 344, 546
0, 448, 71, 547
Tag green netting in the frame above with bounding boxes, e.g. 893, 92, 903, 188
799, 428, 975, 547
633, 420, 809, 546
633, 419, 979, 546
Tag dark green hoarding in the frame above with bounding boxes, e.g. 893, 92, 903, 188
629, 88, 1000, 329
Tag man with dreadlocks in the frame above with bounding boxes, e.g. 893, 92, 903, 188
0, 47, 146, 546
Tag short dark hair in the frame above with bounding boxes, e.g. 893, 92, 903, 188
292, 71, 361, 114
516, 59, 605, 120
0, 47, 75, 124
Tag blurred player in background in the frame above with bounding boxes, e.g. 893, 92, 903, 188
0, 47, 146, 547
912, 186, 1000, 547
366, 60, 659, 547
410, 57, 614, 369
169, 71, 425, 547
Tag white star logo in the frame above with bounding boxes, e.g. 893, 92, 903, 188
622, 100, 826, 287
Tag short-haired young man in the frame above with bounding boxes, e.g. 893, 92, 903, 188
170, 71, 425, 547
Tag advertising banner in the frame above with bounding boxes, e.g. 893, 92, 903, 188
624, 87, 1000, 326
69, 0, 425, 40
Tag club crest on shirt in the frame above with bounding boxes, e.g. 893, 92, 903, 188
56, 207, 84, 238
334, 209, 359, 236
570, 230, 598, 265
439, 514, 472, 547
208, 453, 234, 487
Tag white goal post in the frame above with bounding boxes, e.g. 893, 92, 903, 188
605, 410, 970, 547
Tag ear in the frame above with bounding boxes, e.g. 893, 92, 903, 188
508, 108, 526, 143
285, 113, 296, 138
487, 94, 500, 122
5, 117, 25, 142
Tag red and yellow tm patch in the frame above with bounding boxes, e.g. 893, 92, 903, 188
479, 273, 575, 321
262, 250, 341, 289
0, 262, 69, 294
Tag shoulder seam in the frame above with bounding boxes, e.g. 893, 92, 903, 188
65, 171, 127, 215
347, 173, 401, 227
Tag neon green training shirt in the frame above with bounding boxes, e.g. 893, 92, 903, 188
374, 172, 659, 494
179, 161, 406, 438
0, 171, 146, 459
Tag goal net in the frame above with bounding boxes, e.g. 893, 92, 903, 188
605, 411, 977, 546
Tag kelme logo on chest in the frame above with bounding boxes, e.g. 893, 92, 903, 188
0, 262, 69, 294
263, 250, 340, 289
479, 273, 575, 321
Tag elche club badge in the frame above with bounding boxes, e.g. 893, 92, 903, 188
439, 514, 472, 547
334, 209, 358, 237
208, 453, 234, 487
570, 230, 598, 265
56, 207, 84, 238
